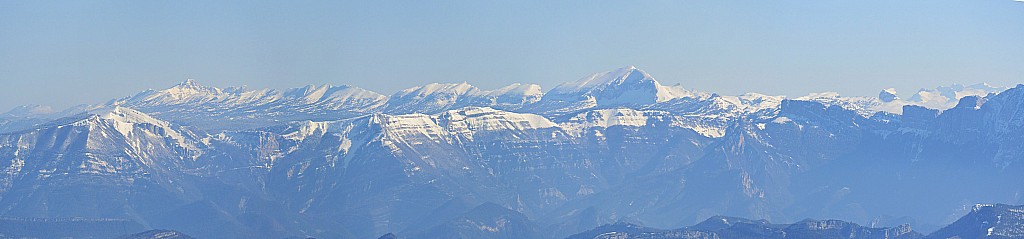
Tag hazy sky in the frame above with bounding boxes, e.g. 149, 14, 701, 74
1, 0, 1023, 111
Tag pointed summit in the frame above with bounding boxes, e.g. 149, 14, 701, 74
172, 79, 214, 92
162, 78, 219, 96
549, 66, 651, 95
534, 66, 692, 114
180, 78, 198, 86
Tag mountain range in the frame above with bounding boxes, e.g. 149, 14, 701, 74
0, 66, 1021, 238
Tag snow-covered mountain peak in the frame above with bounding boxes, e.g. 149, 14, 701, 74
84, 106, 170, 127
533, 66, 695, 115
547, 66, 672, 102
733, 93, 786, 111
166, 79, 221, 97
549, 66, 648, 94
120, 79, 232, 106
907, 83, 1007, 110
795, 92, 887, 117
40, 105, 203, 154
177, 78, 201, 88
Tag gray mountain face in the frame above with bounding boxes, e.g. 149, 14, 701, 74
0, 66, 1022, 238
927, 204, 1024, 239
568, 204, 1024, 239
408, 202, 544, 239
567, 216, 922, 239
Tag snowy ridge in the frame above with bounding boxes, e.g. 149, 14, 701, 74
385, 83, 478, 114
119, 79, 275, 107
282, 106, 717, 145
906, 83, 1006, 111
471, 83, 544, 110
484, 83, 543, 99
105, 79, 387, 130
795, 92, 889, 117
644, 93, 784, 137
384, 82, 543, 114
371, 113, 452, 146
796, 83, 1007, 115
283, 84, 388, 108
438, 107, 557, 141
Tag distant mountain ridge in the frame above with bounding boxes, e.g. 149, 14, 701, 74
0, 66, 1020, 238
567, 216, 922, 239
928, 204, 1024, 239
566, 203, 1024, 239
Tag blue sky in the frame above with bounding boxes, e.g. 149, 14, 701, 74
1, 0, 1023, 111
